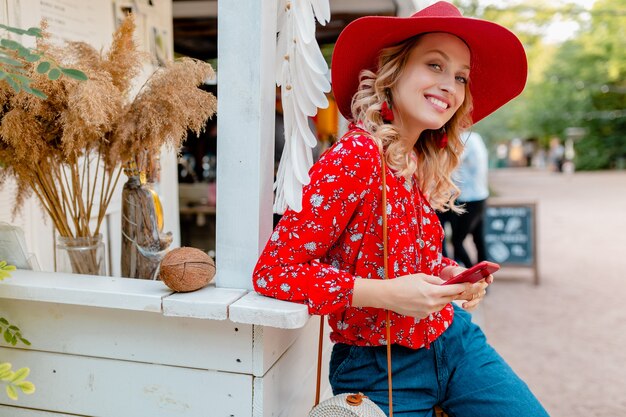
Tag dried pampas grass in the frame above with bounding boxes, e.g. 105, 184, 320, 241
0, 14, 217, 239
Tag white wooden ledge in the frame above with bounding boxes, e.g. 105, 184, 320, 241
0, 270, 309, 328
0, 270, 170, 312
229, 291, 310, 329
163, 276, 247, 320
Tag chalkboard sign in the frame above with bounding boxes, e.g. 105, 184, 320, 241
484, 201, 539, 284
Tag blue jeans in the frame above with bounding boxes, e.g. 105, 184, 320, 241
329, 305, 549, 416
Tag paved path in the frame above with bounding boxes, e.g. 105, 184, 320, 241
481, 168, 626, 417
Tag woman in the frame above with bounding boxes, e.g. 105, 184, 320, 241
254, 2, 548, 416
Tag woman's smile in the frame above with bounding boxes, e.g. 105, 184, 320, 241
425, 94, 451, 112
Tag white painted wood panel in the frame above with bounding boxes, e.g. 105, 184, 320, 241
0, 348, 252, 417
162, 282, 247, 320
1, 271, 171, 312
0, 270, 310, 328
230, 291, 309, 329
215, 0, 277, 290
0, 298, 253, 373
252, 322, 305, 377
0, 405, 80, 417
252, 317, 333, 417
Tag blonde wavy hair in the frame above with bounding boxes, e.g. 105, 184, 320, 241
350, 34, 474, 212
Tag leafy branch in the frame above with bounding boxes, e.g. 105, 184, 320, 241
0, 261, 15, 281
0, 363, 35, 400
0, 264, 31, 349
0, 317, 30, 347
0, 263, 35, 400
0, 23, 86, 98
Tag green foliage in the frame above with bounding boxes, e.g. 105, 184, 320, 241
0, 23, 87, 98
575, 117, 626, 170
0, 317, 31, 347
0, 263, 36, 400
0, 260, 16, 281
455, 0, 626, 170
0, 264, 31, 347
0, 363, 35, 400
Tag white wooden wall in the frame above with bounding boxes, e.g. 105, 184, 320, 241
215, 0, 276, 290
0, 271, 330, 417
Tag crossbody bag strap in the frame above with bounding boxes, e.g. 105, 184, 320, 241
381, 151, 393, 417
315, 146, 393, 416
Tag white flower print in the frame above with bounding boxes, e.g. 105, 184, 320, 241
350, 233, 363, 242
329, 285, 341, 293
280, 283, 291, 292
270, 231, 280, 241
256, 277, 267, 288
304, 242, 317, 251
337, 321, 349, 330
377, 267, 385, 278
310, 194, 324, 207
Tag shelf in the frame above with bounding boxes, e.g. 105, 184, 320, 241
0, 270, 308, 328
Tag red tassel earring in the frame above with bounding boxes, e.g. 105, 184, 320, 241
437, 128, 448, 149
381, 100, 394, 123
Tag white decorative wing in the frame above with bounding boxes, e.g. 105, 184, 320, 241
274, 0, 331, 213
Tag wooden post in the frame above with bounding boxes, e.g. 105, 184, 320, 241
216, 0, 277, 289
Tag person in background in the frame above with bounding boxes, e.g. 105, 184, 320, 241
549, 136, 565, 172
253, 2, 548, 415
447, 130, 489, 267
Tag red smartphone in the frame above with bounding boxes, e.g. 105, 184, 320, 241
442, 261, 500, 285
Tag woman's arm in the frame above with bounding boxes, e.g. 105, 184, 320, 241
253, 134, 380, 314
352, 273, 467, 319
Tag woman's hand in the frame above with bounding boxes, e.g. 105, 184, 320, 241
441, 265, 493, 311
352, 273, 468, 320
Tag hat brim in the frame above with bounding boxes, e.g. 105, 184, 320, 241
331, 14, 528, 124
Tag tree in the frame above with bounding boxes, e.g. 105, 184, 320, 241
454, 0, 626, 170
453, 0, 586, 143
572, 0, 626, 169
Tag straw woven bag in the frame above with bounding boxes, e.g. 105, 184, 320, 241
309, 393, 387, 417
310, 145, 392, 417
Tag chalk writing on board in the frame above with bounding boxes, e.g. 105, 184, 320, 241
484, 205, 533, 265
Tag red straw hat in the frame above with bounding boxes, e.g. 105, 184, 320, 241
331, 1, 528, 124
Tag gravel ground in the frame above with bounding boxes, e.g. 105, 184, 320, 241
479, 168, 626, 417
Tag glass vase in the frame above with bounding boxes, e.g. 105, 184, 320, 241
56, 234, 106, 276
121, 168, 172, 280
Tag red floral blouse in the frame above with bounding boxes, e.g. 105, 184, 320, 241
253, 126, 457, 349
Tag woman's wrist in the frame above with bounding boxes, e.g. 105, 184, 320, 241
352, 278, 388, 309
